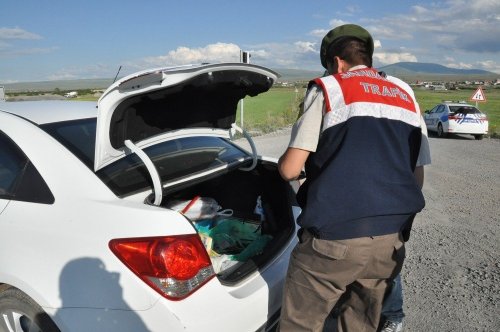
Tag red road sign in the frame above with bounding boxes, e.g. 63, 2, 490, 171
470, 87, 487, 102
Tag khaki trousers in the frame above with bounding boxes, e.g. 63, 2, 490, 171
279, 230, 405, 332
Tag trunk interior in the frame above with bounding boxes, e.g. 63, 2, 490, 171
152, 160, 297, 284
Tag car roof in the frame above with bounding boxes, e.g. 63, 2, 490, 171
442, 101, 474, 107
0, 100, 97, 125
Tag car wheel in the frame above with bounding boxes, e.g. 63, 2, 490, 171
474, 134, 484, 140
437, 123, 447, 138
0, 286, 60, 332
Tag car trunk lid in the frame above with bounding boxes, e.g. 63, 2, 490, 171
94, 63, 279, 172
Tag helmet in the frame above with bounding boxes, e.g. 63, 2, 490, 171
320, 24, 374, 69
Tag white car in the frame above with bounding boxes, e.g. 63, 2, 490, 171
0, 63, 299, 332
424, 101, 489, 140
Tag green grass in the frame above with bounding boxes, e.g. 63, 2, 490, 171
8, 84, 499, 137
237, 86, 500, 137
235, 87, 303, 133
76, 94, 100, 101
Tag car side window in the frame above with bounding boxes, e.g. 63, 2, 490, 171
0, 131, 54, 204
0, 131, 27, 197
429, 105, 439, 114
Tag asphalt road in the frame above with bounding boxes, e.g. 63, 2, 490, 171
237, 129, 500, 331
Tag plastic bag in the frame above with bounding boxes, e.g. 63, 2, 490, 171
199, 218, 273, 272
232, 234, 273, 261
208, 218, 260, 253
210, 255, 239, 274
209, 221, 273, 262
165, 196, 232, 221
208, 218, 270, 258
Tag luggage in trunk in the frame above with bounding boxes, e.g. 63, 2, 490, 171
152, 160, 297, 284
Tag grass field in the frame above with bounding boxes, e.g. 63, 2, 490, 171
12, 84, 499, 137
234, 87, 305, 132
237, 86, 500, 137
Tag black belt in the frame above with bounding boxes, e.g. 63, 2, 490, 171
297, 227, 321, 242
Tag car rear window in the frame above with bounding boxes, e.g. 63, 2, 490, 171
449, 105, 481, 115
42, 118, 250, 197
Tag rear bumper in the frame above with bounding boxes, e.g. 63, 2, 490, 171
49, 234, 296, 332
448, 122, 488, 134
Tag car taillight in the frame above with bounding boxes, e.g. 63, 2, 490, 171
448, 115, 458, 120
109, 235, 215, 300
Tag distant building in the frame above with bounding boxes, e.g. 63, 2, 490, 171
64, 91, 78, 98
425, 84, 447, 90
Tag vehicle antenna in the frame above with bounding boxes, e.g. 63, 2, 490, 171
113, 65, 122, 83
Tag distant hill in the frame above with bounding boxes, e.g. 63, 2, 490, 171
2, 69, 324, 92
274, 68, 323, 81
2, 62, 497, 92
275, 63, 498, 82
2, 78, 113, 93
378, 62, 498, 80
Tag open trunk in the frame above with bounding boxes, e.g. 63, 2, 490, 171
148, 159, 297, 284
93, 63, 295, 286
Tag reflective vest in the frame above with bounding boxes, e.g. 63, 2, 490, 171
296, 67, 425, 240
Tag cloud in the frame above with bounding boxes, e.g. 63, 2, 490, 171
47, 63, 114, 81
310, 29, 329, 38
324, 0, 499, 73
368, 24, 413, 41
372, 41, 417, 66
476, 60, 500, 74
0, 41, 10, 51
411, 5, 429, 15
328, 19, 348, 28
374, 52, 418, 66
246, 41, 319, 69
345, 5, 360, 15
131, 41, 319, 72
0, 46, 57, 57
294, 41, 316, 53
0, 27, 42, 40
47, 72, 79, 81
446, 59, 500, 74
142, 43, 241, 67
369, 0, 500, 53
0, 27, 51, 58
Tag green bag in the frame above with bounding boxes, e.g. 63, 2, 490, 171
208, 218, 272, 261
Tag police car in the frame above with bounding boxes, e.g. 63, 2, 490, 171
424, 101, 489, 140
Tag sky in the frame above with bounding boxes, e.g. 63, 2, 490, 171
1, 0, 499, 83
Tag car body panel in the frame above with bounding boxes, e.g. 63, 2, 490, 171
0, 110, 185, 310
0, 111, 295, 328
0, 200, 8, 214
447, 113, 488, 134
0, 64, 296, 332
0, 100, 97, 124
